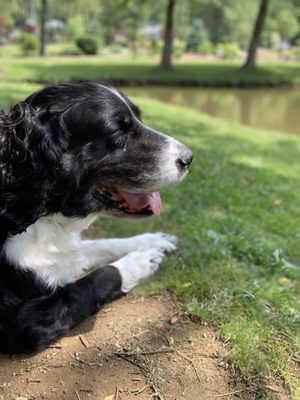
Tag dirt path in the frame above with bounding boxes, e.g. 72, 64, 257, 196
0, 294, 279, 400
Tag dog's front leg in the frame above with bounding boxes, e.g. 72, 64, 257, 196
81, 232, 177, 269
6, 249, 165, 353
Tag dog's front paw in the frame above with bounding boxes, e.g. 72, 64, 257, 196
112, 248, 165, 293
135, 232, 177, 253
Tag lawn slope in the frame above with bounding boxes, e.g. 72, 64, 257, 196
1, 84, 299, 396
0, 58, 300, 86
97, 99, 300, 396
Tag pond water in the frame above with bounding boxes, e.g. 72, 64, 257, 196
123, 86, 300, 136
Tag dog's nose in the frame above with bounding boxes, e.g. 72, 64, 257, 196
176, 148, 193, 171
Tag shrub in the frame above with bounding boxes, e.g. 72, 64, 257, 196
186, 19, 207, 52
18, 32, 38, 56
173, 40, 185, 59
217, 42, 240, 59
291, 45, 300, 61
76, 36, 98, 55
148, 40, 163, 56
198, 41, 214, 55
109, 44, 123, 54
67, 14, 85, 39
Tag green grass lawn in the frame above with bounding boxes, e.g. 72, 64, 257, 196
1, 83, 300, 397
0, 56, 300, 87
101, 99, 300, 397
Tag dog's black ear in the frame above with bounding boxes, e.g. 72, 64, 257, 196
0, 103, 30, 186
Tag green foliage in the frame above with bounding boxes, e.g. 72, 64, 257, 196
291, 45, 300, 61
18, 32, 38, 56
67, 14, 85, 39
186, 18, 207, 52
173, 40, 185, 59
217, 42, 240, 59
76, 36, 98, 55
273, 9, 299, 40
148, 40, 163, 56
198, 41, 214, 55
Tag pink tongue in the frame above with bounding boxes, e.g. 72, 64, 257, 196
119, 191, 162, 216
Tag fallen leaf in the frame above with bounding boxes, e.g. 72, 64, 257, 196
170, 316, 178, 324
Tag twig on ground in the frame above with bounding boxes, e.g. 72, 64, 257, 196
135, 385, 148, 395
176, 350, 201, 383
77, 358, 103, 367
112, 352, 148, 372
150, 382, 165, 400
114, 386, 120, 400
75, 390, 81, 400
113, 348, 174, 357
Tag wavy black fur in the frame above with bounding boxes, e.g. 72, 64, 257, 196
0, 82, 191, 353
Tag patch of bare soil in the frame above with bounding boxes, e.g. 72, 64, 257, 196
0, 294, 288, 400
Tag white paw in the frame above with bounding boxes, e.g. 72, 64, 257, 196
112, 248, 165, 293
134, 232, 177, 253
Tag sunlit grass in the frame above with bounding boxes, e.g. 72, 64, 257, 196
93, 99, 300, 395
0, 83, 299, 396
0, 56, 299, 86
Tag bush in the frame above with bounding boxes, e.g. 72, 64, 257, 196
198, 41, 214, 55
76, 36, 98, 55
173, 40, 185, 59
109, 44, 123, 54
18, 32, 38, 56
217, 42, 240, 59
186, 19, 207, 52
67, 15, 85, 39
291, 45, 300, 61
148, 40, 163, 56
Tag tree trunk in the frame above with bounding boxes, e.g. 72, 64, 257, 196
242, 0, 269, 71
160, 0, 176, 70
39, 0, 47, 56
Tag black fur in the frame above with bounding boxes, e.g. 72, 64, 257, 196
0, 82, 192, 353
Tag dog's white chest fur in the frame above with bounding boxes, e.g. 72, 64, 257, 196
4, 213, 177, 292
4, 213, 98, 288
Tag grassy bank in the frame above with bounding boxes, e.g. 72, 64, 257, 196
0, 57, 300, 87
0, 83, 299, 397
104, 100, 300, 394
97, 100, 300, 397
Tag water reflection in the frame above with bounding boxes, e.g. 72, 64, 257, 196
124, 87, 300, 136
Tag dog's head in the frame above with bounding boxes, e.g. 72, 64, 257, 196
22, 82, 192, 219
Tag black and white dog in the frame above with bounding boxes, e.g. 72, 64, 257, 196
0, 82, 192, 353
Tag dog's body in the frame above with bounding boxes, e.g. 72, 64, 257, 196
0, 83, 192, 353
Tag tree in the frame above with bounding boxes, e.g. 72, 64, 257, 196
242, 0, 269, 71
160, 0, 176, 70
186, 18, 207, 52
39, 0, 47, 56
275, 9, 299, 41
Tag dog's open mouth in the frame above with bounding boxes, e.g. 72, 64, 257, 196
96, 183, 163, 216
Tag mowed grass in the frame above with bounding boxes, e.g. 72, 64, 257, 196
102, 99, 300, 395
0, 56, 300, 86
1, 83, 300, 397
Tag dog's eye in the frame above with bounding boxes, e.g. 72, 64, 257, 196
112, 130, 128, 148
121, 115, 132, 128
